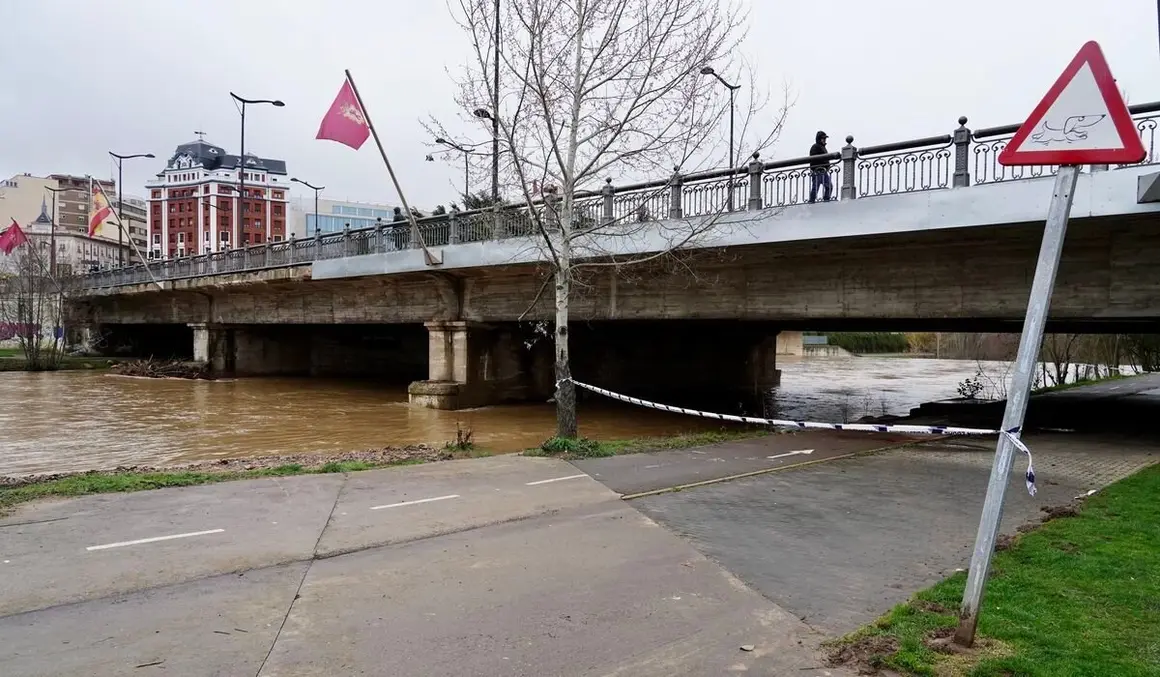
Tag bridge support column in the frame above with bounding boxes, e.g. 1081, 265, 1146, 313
409, 321, 551, 410
189, 322, 229, 373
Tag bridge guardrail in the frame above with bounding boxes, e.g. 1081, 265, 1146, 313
80, 102, 1160, 290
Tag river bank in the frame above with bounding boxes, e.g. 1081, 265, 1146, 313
0, 355, 122, 372
828, 463, 1160, 676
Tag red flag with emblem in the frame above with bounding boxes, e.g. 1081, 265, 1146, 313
0, 219, 28, 255
316, 78, 371, 150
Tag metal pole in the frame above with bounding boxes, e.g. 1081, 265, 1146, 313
343, 69, 439, 265
954, 164, 1081, 646
238, 102, 246, 250
728, 86, 736, 211
464, 152, 470, 200
492, 0, 500, 201
314, 188, 320, 236
50, 190, 57, 274
117, 160, 124, 266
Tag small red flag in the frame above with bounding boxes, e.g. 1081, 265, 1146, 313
0, 219, 28, 255
316, 78, 371, 150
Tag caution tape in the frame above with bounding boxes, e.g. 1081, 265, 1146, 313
564, 378, 1037, 496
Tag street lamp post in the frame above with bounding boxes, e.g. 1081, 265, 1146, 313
229, 93, 284, 248
108, 151, 156, 266
290, 177, 325, 235
43, 185, 70, 275
433, 138, 478, 202
700, 66, 741, 211
473, 108, 499, 202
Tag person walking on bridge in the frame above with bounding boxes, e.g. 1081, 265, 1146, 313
808, 131, 833, 203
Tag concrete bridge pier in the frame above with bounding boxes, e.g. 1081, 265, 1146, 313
408, 321, 553, 409
409, 320, 784, 414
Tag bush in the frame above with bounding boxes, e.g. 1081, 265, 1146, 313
537, 437, 613, 458
827, 332, 909, 354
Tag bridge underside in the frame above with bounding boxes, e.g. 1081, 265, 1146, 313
72, 215, 1160, 410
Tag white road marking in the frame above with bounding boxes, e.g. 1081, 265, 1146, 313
766, 449, 815, 460
370, 494, 459, 510
525, 474, 588, 486
86, 529, 225, 551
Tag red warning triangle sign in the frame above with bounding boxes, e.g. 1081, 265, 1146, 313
999, 41, 1145, 166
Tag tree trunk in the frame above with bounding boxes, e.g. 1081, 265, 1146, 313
553, 263, 578, 438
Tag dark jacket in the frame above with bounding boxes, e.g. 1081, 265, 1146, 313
809, 142, 829, 172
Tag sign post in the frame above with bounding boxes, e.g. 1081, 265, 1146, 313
953, 40, 1146, 647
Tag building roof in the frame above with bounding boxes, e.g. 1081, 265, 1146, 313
32, 198, 52, 226
163, 140, 287, 175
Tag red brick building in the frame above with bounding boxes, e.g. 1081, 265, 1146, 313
146, 140, 289, 259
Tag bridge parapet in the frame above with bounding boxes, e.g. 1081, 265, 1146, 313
80, 103, 1160, 291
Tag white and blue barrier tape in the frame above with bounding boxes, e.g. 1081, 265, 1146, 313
564, 378, 1037, 496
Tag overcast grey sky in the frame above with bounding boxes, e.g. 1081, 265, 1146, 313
1, 0, 1157, 210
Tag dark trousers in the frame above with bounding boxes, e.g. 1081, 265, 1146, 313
809, 170, 833, 203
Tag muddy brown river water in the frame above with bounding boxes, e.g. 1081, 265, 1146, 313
0, 356, 1068, 475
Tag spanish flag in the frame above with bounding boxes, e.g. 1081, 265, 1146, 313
88, 179, 115, 239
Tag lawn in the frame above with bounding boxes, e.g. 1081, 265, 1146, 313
524, 429, 769, 458
830, 463, 1160, 676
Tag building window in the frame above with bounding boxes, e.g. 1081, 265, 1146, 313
273, 191, 283, 199
177, 232, 185, 243
152, 234, 160, 244
273, 205, 282, 216
254, 219, 261, 228
220, 231, 230, 243
253, 234, 262, 244
273, 235, 283, 242
151, 190, 161, 199
204, 231, 210, 242
169, 204, 175, 213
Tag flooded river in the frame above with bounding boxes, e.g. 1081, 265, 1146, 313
0, 356, 1082, 475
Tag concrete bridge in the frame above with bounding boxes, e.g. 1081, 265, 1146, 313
71, 104, 1160, 410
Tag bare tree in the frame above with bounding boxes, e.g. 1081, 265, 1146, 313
1041, 333, 1081, 387
441, 0, 787, 437
0, 240, 69, 370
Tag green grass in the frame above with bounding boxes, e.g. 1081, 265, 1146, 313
1032, 372, 1128, 394
524, 429, 769, 459
1, 458, 430, 516
830, 463, 1160, 676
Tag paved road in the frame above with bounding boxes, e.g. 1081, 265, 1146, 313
0, 455, 850, 676
631, 433, 1158, 634
573, 430, 920, 496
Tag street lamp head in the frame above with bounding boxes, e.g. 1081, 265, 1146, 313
700, 66, 716, 75
472, 108, 493, 120
291, 177, 301, 183
272, 100, 285, 107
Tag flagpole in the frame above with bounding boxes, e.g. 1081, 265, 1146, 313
93, 184, 164, 291
343, 69, 441, 266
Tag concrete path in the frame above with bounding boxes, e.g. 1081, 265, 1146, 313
0, 454, 850, 676
573, 430, 921, 496
631, 432, 1158, 634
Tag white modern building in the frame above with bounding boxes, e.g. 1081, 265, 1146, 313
288, 196, 400, 236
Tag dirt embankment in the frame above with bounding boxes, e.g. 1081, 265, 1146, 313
0, 445, 455, 488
